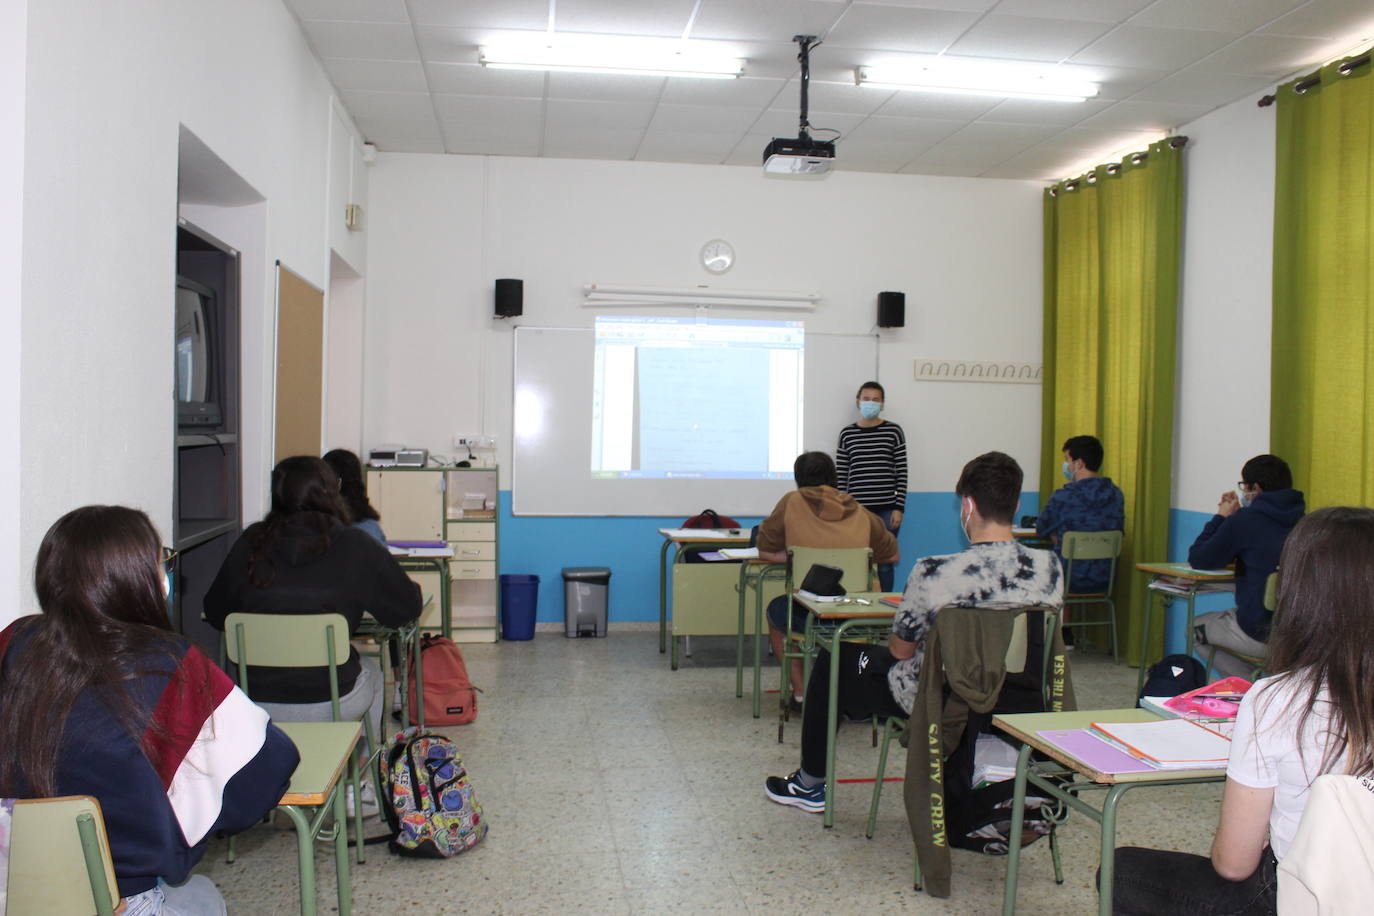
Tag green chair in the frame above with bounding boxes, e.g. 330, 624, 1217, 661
776, 545, 875, 743
1202, 571, 1276, 680
1061, 530, 1123, 660
7, 795, 119, 916
224, 612, 379, 866
865, 605, 1061, 840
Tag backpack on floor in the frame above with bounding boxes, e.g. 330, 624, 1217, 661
379, 727, 487, 858
408, 634, 479, 726
1138, 654, 1208, 705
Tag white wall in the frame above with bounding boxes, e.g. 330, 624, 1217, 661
1173, 90, 1278, 512
364, 155, 1046, 493
0, 0, 27, 628
17, 0, 364, 618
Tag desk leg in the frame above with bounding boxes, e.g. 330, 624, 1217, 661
736, 567, 748, 699
1097, 785, 1130, 916
437, 558, 452, 641
658, 539, 672, 654
753, 580, 766, 719
822, 624, 845, 829
1136, 588, 1158, 696
1001, 744, 1034, 916
280, 806, 317, 916
413, 625, 426, 729
1185, 590, 1198, 659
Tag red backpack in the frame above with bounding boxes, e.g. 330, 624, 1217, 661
682, 508, 741, 529
408, 635, 479, 726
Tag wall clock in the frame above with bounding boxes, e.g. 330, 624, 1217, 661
700, 239, 734, 274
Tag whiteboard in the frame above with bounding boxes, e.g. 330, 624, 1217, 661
512, 327, 878, 516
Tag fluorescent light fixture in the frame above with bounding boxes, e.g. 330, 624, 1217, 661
857, 62, 1098, 102
584, 283, 819, 310
480, 33, 743, 80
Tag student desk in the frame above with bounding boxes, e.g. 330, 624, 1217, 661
391, 545, 455, 639
1133, 563, 1235, 694
275, 721, 363, 916
656, 528, 751, 661
1013, 526, 1053, 548
792, 591, 900, 828
356, 615, 424, 730
994, 708, 1226, 916
735, 557, 786, 717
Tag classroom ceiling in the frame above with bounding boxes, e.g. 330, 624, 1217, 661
284, 0, 1374, 181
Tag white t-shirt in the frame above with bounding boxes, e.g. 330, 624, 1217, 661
1227, 673, 1347, 858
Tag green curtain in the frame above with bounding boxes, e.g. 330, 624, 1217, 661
1272, 53, 1374, 509
1041, 138, 1184, 667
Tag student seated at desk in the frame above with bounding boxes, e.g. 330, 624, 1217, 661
765, 451, 1063, 813
0, 506, 299, 915
1188, 454, 1305, 678
1113, 507, 1374, 916
1035, 434, 1124, 594
759, 450, 898, 708
204, 456, 421, 731
324, 448, 386, 545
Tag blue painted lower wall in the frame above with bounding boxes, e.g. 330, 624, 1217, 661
1162, 507, 1234, 655
497, 490, 1042, 624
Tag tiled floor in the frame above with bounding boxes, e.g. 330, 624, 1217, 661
200, 630, 1220, 914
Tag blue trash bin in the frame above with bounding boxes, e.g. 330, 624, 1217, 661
499, 574, 539, 640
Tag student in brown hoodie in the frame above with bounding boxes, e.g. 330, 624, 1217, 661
758, 451, 899, 706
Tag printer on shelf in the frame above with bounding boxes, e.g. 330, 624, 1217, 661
368, 445, 428, 468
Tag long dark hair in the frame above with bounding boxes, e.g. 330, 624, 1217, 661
1266, 506, 1374, 775
323, 448, 379, 523
0, 506, 184, 796
247, 456, 351, 588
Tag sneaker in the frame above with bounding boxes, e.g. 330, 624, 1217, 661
345, 780, 380, 817
787, 696, 803, 715
764, 771, 825, 813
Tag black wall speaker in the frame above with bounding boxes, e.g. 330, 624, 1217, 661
495, 278, 523, 318
877, 291, 905, 328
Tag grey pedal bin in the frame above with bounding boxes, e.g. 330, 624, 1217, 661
561, 566, 611, 637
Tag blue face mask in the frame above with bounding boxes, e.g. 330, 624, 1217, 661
859, 401, 881, 420
1062, 461, 1073, 481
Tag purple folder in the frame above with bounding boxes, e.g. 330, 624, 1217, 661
1036, 729, 1159, 774
387, 540, 448, 548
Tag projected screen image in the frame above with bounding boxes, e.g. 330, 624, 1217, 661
591, 316, 803, 479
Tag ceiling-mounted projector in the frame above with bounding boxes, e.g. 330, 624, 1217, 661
762, 137, 836, 175
764, 35, 835, 177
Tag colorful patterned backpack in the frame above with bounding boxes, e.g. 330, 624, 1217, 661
380, 727, 487, 857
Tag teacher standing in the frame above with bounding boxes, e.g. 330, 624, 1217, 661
836, 380, 908, 592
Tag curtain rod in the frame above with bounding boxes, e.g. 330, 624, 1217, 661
1258, 51, 1371, 107
1049, 136, 1188, 194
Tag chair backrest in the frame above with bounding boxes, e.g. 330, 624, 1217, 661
1264, 571, 1279, 612
939, 605, 1059, 685
787, 546, 874, 594
1062, 529, 1123, 592
8, 795, 119, 916
224, 612, 352, 715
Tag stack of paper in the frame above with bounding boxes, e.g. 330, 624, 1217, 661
720, 547, 759, 560
1090, 719, 1232, 769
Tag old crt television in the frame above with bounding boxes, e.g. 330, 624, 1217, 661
174, 276, 223, 428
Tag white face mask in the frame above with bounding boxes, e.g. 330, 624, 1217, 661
1062, 461, 1073, 481
959, 497, 973, 544
1237, 487, 1252, 509
163, 569, 172, 598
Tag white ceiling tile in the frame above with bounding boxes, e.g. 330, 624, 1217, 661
759, 109, 866, 136
417, 26, 497, 64
823, 5, 982, 54
989, 0, 1155, 23
373, 136, 447, 153
443, 139, 542, 156
843, 114, 964, 144
1190, 34, 1337, 78
425, 63, 546, 97
945, 119, 1061, 145
548, 71, 667, 102
832, 138, 925, 171
979, 146, 1084, 180
341, 90, 437, 120
660, 76, 787, 106
325, 58, 428, 92
434, 95, 545, 124
1030, 126, 1166, 155
1081, 65, 1173, 100
801, 80, 891, 114
691, 0, 849, 43
556, 0, 699, 36
851, 0, 996, 11
1260, 0, 1374, 40
354, 115, 444, 148
636, 130, 741, 162
542, 126, 644, 158
649, 104, 763, 133
1071, 25, 1238, 71
287, 0, 409, 23
975, 97, 1114, 127
410, 0, 549, 30
1131, 0, 1308, 35
1130, 68, 1276, 107
947, 16, 1117, 62
544, 98, 657, 131
300, 21, 420, 60
723, 134, 772, 166
873, 90, 1000, 119
438, 112, 543, 147
900, 157, 997, 176
1076, 99, 1214, 131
